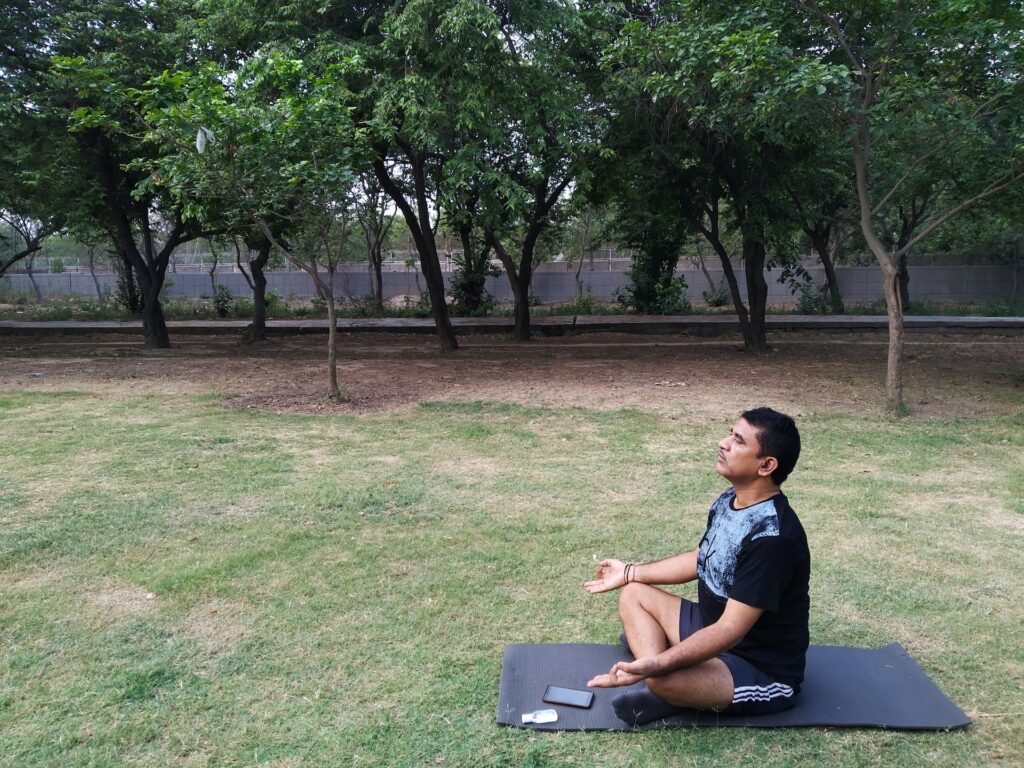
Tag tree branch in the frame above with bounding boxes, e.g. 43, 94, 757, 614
899, 170, 1024, 256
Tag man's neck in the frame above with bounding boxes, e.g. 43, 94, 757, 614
731, 482, 781, 509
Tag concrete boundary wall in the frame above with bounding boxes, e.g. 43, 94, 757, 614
3, 264, 1019, 305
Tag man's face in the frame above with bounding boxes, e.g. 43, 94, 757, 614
715, 418, 771, 483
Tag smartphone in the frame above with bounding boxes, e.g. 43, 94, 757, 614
542, 685, 594, 709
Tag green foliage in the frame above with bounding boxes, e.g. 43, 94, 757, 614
449, 254, 500, 317
564, 290, 598, 315
616, 271, 690, 315
212, 285, 232, 318
702, 289, 728, 308
115, 266, 143, 314
264, 289, 282, 313
796, 283, 829, 315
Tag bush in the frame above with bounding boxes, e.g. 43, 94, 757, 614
115, 267, 143, 313
567, 290, 596, 315
213, 285, 233, 318
449, 256, 500, 316
795, 283, 828, 315
702, 288, 728, 308
231, 297, 254, 317
616, 274, 690, 314
398, 292, 432, 318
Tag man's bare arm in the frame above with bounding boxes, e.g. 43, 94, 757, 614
584, 549, 698, 594
632, 549, 699, 586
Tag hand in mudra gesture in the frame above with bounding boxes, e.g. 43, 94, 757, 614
584, 558, 628, 594
587, 657, 658, 688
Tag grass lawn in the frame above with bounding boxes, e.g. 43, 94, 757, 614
1, 391, 1022, 767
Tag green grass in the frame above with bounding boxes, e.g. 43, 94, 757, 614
1, 392, 1022, 766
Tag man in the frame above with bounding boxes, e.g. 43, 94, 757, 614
585, 407, 809, 725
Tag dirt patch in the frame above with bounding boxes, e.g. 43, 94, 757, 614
0, 564, 74, 592
1, 330, 1022, 419
83, 583, 158, 618
181, 602, 252, 656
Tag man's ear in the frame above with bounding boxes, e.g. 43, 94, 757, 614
758, 456, 779, 478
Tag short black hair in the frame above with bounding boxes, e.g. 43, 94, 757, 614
741, 407, 801, 485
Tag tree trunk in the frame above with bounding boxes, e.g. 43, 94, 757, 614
742, 238, 769, 353
513, 269, 532, 341
372, 239, 384, 312
141, 285, 170, 348
897, 251, 911, 310
576, 206, 594, 299
251, 255, 268, 342
882, 267, 905, 412
491, 236, 534, 341
853, 129, 907, 412
208, 251, 218, 297
701, 230, 755, 349
373, 156, 458, 351
812, 231, 844, 314
417, 236, 457, 349
248, 237, 272, 339
87, 249, 104, 300
325, 288, 342, 401
26, 254, 42, 302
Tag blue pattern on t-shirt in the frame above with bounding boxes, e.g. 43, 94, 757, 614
697, 488, 780, 599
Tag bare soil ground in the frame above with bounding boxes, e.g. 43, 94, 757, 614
1, 330, 1022, 418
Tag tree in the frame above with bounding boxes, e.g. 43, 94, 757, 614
0, 2, 65, 278
605, 1, 841, 351
359, 0, 514, 351
355, 172, 396, 312
140, 52, 370, 399
476, 0, 607, 340
231, 234, 276, 342
797, 0, 1024, 410
783, 138, 852, 314
0, 213, 51, 278
29, 0, 207, 347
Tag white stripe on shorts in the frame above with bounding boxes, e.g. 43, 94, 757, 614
732, 682, 795, 703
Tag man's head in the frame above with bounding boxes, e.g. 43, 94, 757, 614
715, 408, 801, 486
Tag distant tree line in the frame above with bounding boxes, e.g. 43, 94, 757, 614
1, 0, 1022, 408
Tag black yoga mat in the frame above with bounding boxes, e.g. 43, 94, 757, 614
497, 643, 971, 731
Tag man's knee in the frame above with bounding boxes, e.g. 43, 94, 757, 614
616, 581, 648, 615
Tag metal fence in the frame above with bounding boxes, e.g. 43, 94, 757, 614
2, 262, 1019, 306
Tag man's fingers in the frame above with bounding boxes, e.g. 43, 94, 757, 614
587, 671, 620, 688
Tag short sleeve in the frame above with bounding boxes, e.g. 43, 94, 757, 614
728, 535, 796, 612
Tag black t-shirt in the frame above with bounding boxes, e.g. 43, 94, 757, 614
696, 488, 810, 688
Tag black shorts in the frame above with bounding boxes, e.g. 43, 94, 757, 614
678, 598, 798, 716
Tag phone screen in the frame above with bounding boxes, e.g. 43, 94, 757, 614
542, 685, 595, 709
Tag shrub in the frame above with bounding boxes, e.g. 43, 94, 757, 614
449, 256, 500, 316
213, 285, 233, 318
702, 288, 728, 308
795, 283, 828, 315
617, 274, 690, 314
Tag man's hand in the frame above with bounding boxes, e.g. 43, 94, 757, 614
587, 657, 659, 688
584, 558, 628, 593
